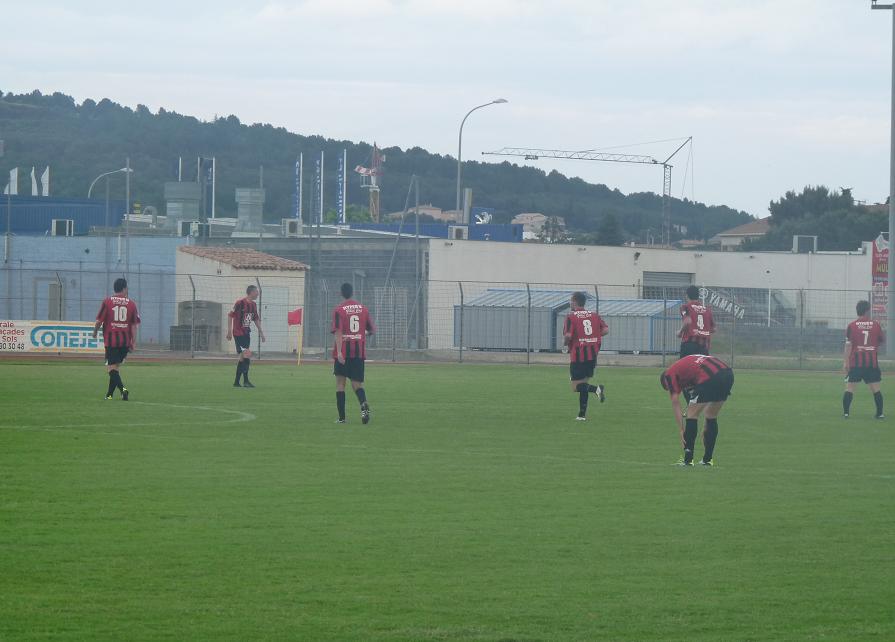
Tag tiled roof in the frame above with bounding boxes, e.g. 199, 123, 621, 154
178, 246, 309, 271
716, 217, 771, 237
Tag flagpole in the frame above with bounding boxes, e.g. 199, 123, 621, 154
297, 324, 304, 367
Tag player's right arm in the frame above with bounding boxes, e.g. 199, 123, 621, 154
93, 299, 106, 339
562, 315, 573, 346
678, 305, 690, 338
332, 308, 345, 363
670, 392, 685, 432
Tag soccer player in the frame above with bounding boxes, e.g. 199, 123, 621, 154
92, 277, 140, 400
678, 285, 715, 358
226, 285, 265, 388
332, 282, 375, 424
843, 300, 885, 419
563, 291, 608, 421
660, 354, 734, 466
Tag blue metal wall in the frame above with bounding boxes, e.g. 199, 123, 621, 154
1, 195, 126, 235
348, 223, 523, 242
1, 236, 187, 346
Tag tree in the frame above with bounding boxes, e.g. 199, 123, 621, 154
538, 216, 568, 243
596, 213, 625, 246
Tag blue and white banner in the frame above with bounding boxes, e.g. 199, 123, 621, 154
0, 320, 104, 353
337, 150, 346, 224
294, 153, 303, 223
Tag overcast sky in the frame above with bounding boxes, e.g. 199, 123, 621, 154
2, 0, 893, 216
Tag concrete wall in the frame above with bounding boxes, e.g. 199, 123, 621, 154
425, 240, 873, 349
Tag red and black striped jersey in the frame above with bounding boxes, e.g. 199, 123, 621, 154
331, 299, 375, 359
229, 297, 259, 337
564, 309, 607, 363
660, 354, 730, 395
680, 302, 714, 348
846, 317, 885, 368
96, 296, 140, 348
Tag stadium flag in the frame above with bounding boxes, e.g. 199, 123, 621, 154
288, 307, 304, 366
8, 168, 17, 195
337, 149, 346, 224
30, 167, 38, 196
41, 166, 49, 196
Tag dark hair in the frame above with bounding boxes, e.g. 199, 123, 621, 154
686, 285, 700, 301
113, 277, 128, 293
571, 291, 586, 307
856, 300, 871, 317
341, 282, 353, 299
246, 285, 258, 295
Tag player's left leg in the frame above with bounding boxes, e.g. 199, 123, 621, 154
241, 347, 254, 387
335, 374, 348, 423
869, 380, 883, 418
681, 402, 706, 465
350, 364, 370, 425
700, 401, 725, 465
843, 380, 857, 417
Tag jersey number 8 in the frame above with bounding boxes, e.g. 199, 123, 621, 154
582, 319, 593, 336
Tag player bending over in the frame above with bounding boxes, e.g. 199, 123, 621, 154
332, 282, 376, 424
843, 299, 885, 419
563, 291, 608, 421
93, 277, 140, 400
660, 354, 734, 466
226, 285, 265, 388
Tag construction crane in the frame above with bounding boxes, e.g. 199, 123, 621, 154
483, 137, 692, 246
354, 143, 386, 222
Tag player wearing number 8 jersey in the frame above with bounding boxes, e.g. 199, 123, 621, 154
843, 300, 885, 418
564, 292, 608, 421
332, 282, 376, 424
93, 277, 140, 400
678, 285, 715, 358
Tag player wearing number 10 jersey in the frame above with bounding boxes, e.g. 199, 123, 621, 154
564, 291, 609, 421
679, 285, 715, 358
93, 277, 140, 400
332, 282, 376, 424
843, 300, 885, 418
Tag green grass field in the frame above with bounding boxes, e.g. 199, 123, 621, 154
1, 360, 893, 641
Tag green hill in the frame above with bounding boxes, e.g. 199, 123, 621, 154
0, 90, 752, 242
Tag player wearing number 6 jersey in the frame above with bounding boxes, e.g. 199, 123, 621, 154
332, 282, 376, 424
678, 285, 715, 358
843, 300, 885, 418
564, 291, 608, 421
93, 277, 140, 400
226, 285, 265, 388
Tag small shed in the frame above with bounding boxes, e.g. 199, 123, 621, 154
175, 246, 308, 354
454, 288, 681, 353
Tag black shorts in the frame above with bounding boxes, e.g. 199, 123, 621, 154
234, 335, 251, 354
680, 341, 708, 359
848, 366, 882, 384
334, 357, 365, 382
690, 368, 734, 404
569, 358, 597, 381
104, 346, 129, 366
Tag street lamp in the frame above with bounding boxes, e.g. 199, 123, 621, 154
87, 166, 132, 198
872, 0, 895, 354
456, 98, 508, 223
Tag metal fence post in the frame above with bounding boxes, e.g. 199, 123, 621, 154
54, 271, 64, 321
798, 289, 805, 370
188, 275, 196, 359
730, 295, 736, 366
255, 277, 262, 360
593, 285, 599, 313
392, 284, 397, 363
458, 281, 464, 363
526, 282, 532, 365
662, 286, 668, 367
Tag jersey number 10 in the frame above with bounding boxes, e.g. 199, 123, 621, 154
113, 305, 128, 322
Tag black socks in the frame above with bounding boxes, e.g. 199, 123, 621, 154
336, 391, 346, 421
243, 358, 251, 383
575, 383, 589, 417
683, 418, 698, 463
107, 371, 117, 397
235, 361, 244, 384
703, 418, 718, 462
355, 387, 367, 405
874, 391, 883, 417
843, 391, 853, 415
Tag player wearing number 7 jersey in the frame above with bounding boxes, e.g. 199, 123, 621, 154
678, 285, 715, 359
332, 282, 376, 424
843, 300, 885, 418
563, 291, 608, 421
93, 277, 140, 400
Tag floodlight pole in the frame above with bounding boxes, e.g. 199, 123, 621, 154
872, 1, 895, 354
456, 99, 507, 223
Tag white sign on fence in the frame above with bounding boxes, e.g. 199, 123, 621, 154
0, 320, 105, 353
699, 288, 747, 320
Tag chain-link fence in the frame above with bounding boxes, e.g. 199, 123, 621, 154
1, 264, 887, 370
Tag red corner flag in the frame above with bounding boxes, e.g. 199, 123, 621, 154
287, 308, 303, 326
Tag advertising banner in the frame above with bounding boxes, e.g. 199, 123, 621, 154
0, 320, 105, 353
872, 233, 888, 321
